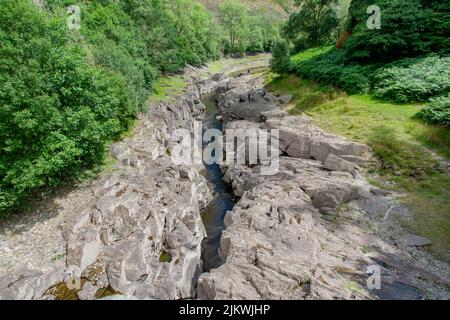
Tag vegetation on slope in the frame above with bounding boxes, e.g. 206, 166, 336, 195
273, 0, 450, 124
0, 0, 278, 215
197, 0, 295, 20
266, 74, 450, 259
292, 48, 450, 104
0, 1, 136, 213
270, 0, 450, 258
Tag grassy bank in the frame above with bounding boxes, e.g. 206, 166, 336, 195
266, 73, 450, 260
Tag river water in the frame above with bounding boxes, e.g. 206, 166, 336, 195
200, 93, 235, 272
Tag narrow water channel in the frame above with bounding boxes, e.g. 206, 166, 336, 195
200, 93, 235, 272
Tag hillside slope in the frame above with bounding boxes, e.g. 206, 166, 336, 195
197, 0, 295, 20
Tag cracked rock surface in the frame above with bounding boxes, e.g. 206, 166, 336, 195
196, 74, 450, 300
0, 67, 227, 300
1, 57, 448, 300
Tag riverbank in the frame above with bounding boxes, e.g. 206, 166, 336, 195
196, 69, 450, 300
1, 55, 448, 300
266, 73, 450, 261
0, 55, 270, 300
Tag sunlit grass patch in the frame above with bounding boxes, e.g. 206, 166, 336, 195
148, 75, 188, 103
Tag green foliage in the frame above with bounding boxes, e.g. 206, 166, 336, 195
80, 1, 157, 109
283, 0, 339, 51
373, 56, 450, 103
287, 0, 449, 105
157, 0, 222, 70
292, 48, 450, 103
219, 1, 248, 54
0, 1, 135, 213
292, 47, 375, 94
344, 0, 450, 62
0, 0, 226, 214
291, 45, 333, 63
271, 40, 292, 73
416, 94, 450, 126
219, 1, 280, 55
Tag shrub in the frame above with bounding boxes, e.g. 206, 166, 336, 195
271, 40, 292, 74
344, 0, 450, 63
293, 48, 374, 94
416, 94, 450, 126
293, 47, 450, 103
373, 56, 450, 103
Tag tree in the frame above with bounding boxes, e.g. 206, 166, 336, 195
166, 0, 221, 65
271, 40, 292, 73
343, 0, 450, 62
219, 1, 248, 54
0, 0, 135, 213
283, 0, 339, 51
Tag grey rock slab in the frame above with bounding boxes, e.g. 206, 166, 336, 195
402, 235, 432, 247
279, 94, 293, 104
196, 74, 450, 300
323, 154, 357, 173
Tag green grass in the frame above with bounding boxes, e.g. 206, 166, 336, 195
291, 46, 334, 64
148, 75, 188, 103
208, 53, 270, 75
343, 280, 367, 295
360, 245, 370, 254
266, 74, 450, 260
208, 60, 225, 74
159, 250, 173, 263
51, 252, 66, 262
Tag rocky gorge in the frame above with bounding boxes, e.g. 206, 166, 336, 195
0, 64, 229, 300
0, 57, 449, 300
196, 68, 450, 300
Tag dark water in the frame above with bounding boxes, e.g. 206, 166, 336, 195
200, 93, 235, 272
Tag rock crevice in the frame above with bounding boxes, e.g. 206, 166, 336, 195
196, 73, 450, 300
0, 70, 228, 300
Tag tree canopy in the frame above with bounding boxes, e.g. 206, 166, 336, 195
0, 0, 286, 214
283, 0, 339, 51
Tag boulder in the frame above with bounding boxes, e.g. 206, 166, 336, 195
323, 154, 357, 173
66, 225, 101, 271
77, 281, 97, 300
279, 94, 293, 104
264, 116, 370, 162
260, 109, 288, 121
403, 235, 432, 247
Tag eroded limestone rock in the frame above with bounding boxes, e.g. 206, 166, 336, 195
197, 73, 450, 301
0, 71, 226, 300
